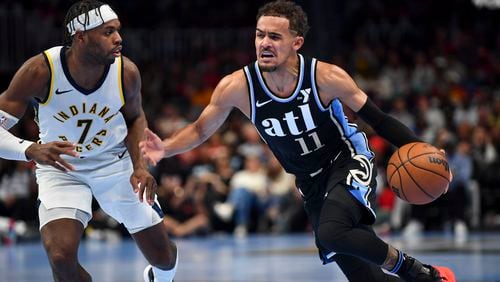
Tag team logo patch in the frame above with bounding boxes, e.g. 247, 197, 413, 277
346, 154, 373, 187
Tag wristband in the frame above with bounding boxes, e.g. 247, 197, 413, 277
0, 110, 34, 161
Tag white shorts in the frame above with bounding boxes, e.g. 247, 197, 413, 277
36, 154, 163, 234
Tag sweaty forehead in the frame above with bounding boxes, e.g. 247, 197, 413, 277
256, 16, 290, 32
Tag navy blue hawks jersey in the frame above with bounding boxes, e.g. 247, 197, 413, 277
244, 54, 375, 186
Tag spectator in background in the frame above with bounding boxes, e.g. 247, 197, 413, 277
470, 126, 499, 219
154, 103, 189, 139
159, 174, 211, 238
263, 154, 299, 234
214, 154, 268, 237
0, 160, 37, 241
415, 96, 446, 143
236, 122, 267, 160
379, 50, 409, 99
445, 141, 473, 243
388, 97, 416, 131
410, 52, 436, 95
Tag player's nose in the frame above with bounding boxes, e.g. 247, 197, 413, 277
113, 32, 122, 45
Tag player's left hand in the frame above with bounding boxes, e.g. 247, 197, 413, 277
439, 149, 453, 193
130, 167, 157, 205
139, 128, 166, 166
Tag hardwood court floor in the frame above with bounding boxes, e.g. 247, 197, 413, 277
1, 232, 499, 281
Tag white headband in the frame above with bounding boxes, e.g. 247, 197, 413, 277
66, 4, 118, 36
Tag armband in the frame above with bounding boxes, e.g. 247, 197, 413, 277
0, 110, 34, 161
357, 98, 421, 147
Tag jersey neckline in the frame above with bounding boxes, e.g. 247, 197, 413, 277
60, 46, 112, 95
254, 54, 305, 103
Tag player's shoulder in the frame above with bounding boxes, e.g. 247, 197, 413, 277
2, 53, 50, 102
316, 60, 357, 91
211, 69, 248, 108
315, 60, 351, 84
120, 55, 141, 92
20, 53, 51, 80
217, 69, 247, 93
121, 56, 139, 76
14, 53, 50, 91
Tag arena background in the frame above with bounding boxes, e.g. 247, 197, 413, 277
0, 1, 499, 281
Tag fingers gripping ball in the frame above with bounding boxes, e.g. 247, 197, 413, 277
386, 142, 451, 205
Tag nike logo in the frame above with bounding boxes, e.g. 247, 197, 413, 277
55, 88, 73, 95
18, 139, 24, 144
256, 99, 272, 107
118, 150, 127, 159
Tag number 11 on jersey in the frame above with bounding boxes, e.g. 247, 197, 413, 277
295, 131, 324, 156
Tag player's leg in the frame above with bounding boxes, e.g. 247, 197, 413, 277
90, 158, 177, 282
334, 253, 403, 282
132, 223, 178, 282
39, 203, 92, 282
36, 166, 94, 282
97, 193, 178, 282
317, 183, 455, 281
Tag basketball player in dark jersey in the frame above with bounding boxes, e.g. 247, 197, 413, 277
140, 1, 455, 281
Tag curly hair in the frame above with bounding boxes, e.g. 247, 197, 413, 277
62, 0, 105, 46
256, 0, 310, 37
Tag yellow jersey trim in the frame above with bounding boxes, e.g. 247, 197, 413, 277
41, 50, 55, 106
117, 56, 125, 106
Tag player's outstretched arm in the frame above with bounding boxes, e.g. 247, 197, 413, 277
140, 70, 248, 166
0, 54, 77, 171
316, 61, 420, 147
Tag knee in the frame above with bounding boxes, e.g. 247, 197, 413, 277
150, 241, 178, 270
44, 243, 78, 270
317, 222, 348, 253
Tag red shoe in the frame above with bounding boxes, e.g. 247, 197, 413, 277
432, 266, 456, 282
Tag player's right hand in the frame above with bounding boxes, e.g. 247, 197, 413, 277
25, 141, 78, 171
139, 128, 166, 166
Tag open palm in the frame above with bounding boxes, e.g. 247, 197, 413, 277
139, 128, 166, 166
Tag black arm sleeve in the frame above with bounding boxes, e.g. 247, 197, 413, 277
356, 98, 421, 147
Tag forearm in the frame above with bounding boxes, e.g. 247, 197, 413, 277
125, 113, 148, 169
163, 123, 211, 157
357, 98, 421, 147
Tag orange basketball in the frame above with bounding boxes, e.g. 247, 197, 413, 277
386, 142, 451, 205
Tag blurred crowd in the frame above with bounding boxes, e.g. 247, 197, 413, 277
0, 0, 499, 243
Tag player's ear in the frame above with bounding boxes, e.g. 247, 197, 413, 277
292, 36, 304, 51
74, 30, 85, 43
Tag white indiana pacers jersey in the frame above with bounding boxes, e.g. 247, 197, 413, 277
37, 46, 128, 169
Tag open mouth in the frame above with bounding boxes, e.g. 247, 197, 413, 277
260, 50, 274, 59
112, 47, 122, 56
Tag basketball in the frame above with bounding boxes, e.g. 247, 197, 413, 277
386, 142, 451, 205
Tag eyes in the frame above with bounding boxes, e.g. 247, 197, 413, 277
103, 26, 121, 36
105, 29, 117, 36
256, 31, 282, 41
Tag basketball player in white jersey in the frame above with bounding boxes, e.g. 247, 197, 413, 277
0, 1, 177, 281
140, 1, 455, 281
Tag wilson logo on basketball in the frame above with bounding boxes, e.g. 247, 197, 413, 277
428, 157, 449, 171
391, 186, 401, 198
